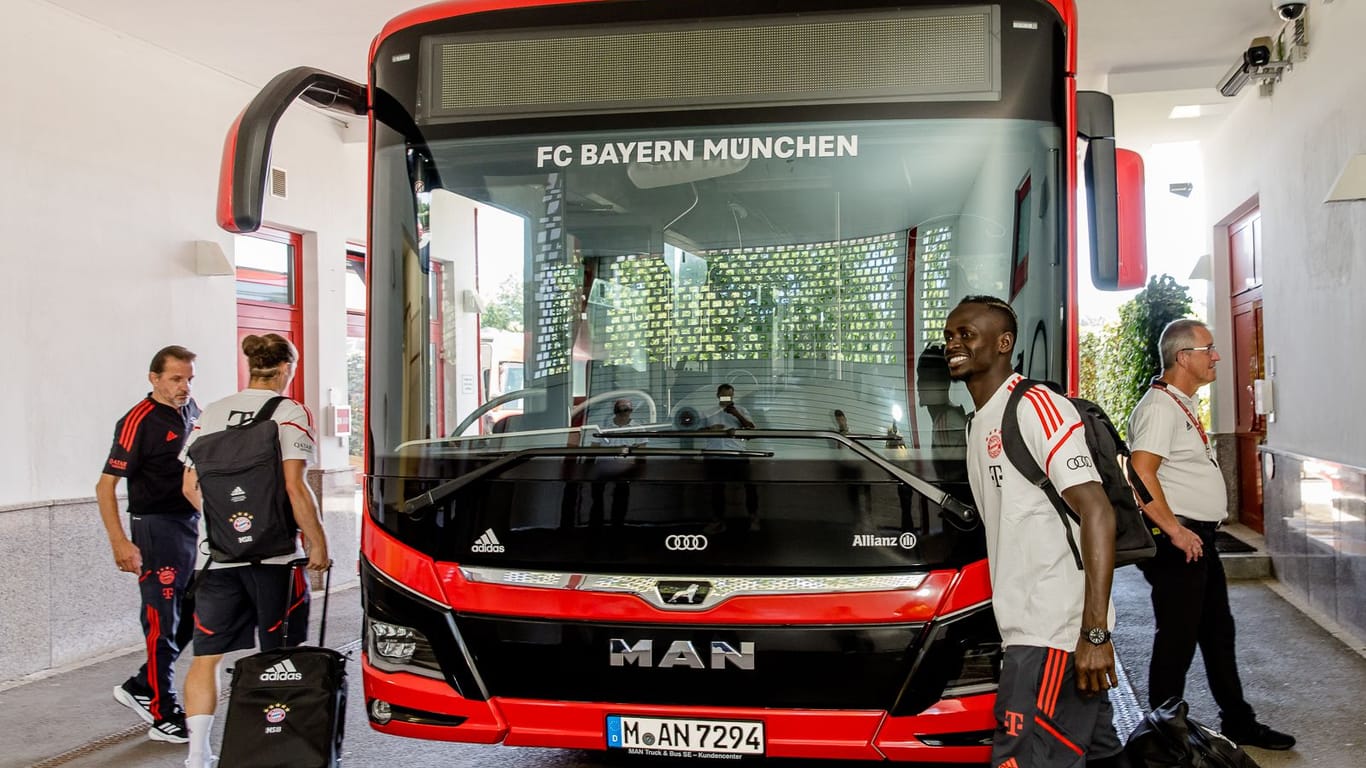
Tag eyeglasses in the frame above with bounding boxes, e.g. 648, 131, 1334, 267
1180, 344, 1217, 354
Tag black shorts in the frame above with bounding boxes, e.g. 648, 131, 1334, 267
991, 645, 1123, 767
192, 564, 309, 656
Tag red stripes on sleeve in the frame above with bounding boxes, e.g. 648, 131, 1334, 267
118, 401, 155, 451
281, 421, 316, 442
1023, 388, 1065, 438
1045, 422, 1086, 474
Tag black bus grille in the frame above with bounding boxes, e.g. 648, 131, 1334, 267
455, 614, 925, 709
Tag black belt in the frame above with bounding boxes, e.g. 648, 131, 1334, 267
1176, 516, 1221, 531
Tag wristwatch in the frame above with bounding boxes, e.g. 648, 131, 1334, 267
1083, 627, 1112, 645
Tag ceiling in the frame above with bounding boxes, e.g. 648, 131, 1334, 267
43, 0, 1287, 145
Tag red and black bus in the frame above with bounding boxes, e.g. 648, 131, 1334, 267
218, 0, 1146, 761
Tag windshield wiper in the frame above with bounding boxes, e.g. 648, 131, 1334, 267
400, 445, 773, 517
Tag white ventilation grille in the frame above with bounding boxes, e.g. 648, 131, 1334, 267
269, 167, 288, 199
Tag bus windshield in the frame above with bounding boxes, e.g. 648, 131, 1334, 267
367, 116, 1065, 571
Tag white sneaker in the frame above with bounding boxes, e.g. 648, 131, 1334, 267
149, 717, 190, 744
113, 682, 156, 724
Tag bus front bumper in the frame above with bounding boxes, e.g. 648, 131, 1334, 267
362, 657, 996, 762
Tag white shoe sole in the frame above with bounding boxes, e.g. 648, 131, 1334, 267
112, 685, 155, 724
148, 725, 189, 744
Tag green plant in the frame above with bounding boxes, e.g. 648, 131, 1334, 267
1084, 275, 1192, 437
347, 349, 365, 459
481, 275, 525, 333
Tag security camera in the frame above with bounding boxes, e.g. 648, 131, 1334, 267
1245, 36, 1273, 66
1272, 0, 1306, 21
1244, 37, 1273, 68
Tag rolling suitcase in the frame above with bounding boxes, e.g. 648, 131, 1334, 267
219, 561, 347, 768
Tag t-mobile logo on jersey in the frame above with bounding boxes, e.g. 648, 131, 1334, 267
989, 465, 1004, 488
1004, 710, 1025, 736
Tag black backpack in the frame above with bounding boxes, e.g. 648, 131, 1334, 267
188, 396, 299, 563
1000, 379, 1157, 569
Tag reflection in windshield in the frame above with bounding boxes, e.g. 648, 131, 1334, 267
371, 119, 1064, 467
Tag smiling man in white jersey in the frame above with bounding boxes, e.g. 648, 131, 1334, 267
944, 295, 1124, 767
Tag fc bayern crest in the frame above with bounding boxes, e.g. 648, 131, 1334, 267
986, 428, 1003, 458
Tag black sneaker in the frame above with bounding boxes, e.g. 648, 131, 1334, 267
149, 716, 190, 744
113, 681, 155, 724
1223, 722, 1296, 751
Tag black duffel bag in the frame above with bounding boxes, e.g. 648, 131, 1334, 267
1125, 697, 1262, 768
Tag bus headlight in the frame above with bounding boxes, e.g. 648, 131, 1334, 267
895, 602, 1002, 715
941, 640, 1004, 698
366, 618, 444, 679
371, 621, 418, 661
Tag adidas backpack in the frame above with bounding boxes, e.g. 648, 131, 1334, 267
187, 396, 299, 563
1000, 379, 1157, 569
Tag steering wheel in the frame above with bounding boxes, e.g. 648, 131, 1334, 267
449, 388, 543, 437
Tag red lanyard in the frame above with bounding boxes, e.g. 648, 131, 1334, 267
1151, 380, 1215, 461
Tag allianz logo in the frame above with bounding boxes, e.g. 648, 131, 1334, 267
851, 532, 918, 550
471, 529, 505, 554
259, 659, 303, 682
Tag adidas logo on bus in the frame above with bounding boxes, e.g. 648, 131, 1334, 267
259, 659, 304, 682
470, 529, 505, 554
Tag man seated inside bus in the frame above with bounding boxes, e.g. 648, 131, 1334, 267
595, 399, 647, 447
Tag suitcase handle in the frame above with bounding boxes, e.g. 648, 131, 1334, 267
284, 558, 332, 648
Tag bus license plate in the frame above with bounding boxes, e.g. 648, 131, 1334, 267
606, 715, 764, 756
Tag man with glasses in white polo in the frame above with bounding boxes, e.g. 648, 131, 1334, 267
1128, 318, 1294, 752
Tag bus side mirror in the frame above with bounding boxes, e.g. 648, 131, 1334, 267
1114, 149, 1147, 290
218, 67, 366, 233
1078, 91, 1147, 291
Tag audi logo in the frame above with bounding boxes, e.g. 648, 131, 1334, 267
1066, 456, 1094, 470
665, 534, 709, 551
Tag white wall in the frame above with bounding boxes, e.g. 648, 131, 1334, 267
430, 190, 482, 434
0, 0, 366, 507
1201, 0, 1366, 466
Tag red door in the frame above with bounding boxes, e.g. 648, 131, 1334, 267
1228, 209, 1264, 531
235, 227, 305, 402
